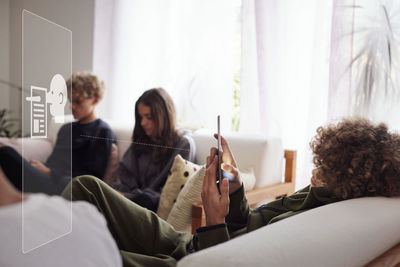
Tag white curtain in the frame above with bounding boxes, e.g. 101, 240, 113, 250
241, 0, 334, 189
93, 0, 238, 131
96, 0, 383, 189
239, 0, 260, 133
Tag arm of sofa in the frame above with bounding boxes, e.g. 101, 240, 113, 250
191, 150, 297, 234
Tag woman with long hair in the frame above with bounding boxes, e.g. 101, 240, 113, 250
112, 88, 196, 211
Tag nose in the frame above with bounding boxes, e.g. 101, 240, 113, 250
141, 117, 147, 128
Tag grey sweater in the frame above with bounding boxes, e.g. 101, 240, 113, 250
112, 131, 196, 210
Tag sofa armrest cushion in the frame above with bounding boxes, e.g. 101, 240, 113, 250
178, 197, 400, 267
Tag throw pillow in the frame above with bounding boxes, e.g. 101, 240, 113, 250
166, 166, 206, 232
166, 167, 257, 233
157, 155, 201, 220
240, 168, 256, 191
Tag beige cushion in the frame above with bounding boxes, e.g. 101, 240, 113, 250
0, 138, 53, 163
103, 144, 120, 184
240, 168, 256, 191
166, 166, 206, 232
166, 166, 256, 233
157, 155, 201, 220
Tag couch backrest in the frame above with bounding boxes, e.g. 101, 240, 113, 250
48, 120, 285, 188
192, 129, 283, 188
178, 196, 400, 267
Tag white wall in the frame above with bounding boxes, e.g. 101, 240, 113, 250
7, 0, 95, 130
0, 0, 10, 111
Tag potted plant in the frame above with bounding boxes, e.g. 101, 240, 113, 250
349, 3, 400, 119
0, 109, 22, 138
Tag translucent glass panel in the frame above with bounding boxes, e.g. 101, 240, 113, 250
22, 9, 72, 253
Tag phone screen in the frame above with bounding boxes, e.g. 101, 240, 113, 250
217, 115, 222, 185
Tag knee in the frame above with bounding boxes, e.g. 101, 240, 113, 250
61, 175, 100, 201
62, 175, 95, 196
0, 146, 17, 157
74, 175, 102, 187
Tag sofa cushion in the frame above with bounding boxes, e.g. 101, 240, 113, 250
157, 155, 201, 220
192, 129, 283, 188
178, 197, 400, 267
240, 168, 256, 191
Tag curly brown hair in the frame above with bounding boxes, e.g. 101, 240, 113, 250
66, 71, 105, 101
310, 118, 400, 200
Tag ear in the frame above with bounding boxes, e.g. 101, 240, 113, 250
92, 97, 100, 105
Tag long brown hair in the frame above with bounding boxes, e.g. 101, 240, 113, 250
132, 88, 179, 163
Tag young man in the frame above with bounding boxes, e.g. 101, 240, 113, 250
62, 118, 400, 266
0, 167, 122, 267
0, 72, 116, 195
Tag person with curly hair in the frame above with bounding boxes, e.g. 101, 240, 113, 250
310, 118, 400, 199
61, 117, 400, 266
0, 72, 116, 195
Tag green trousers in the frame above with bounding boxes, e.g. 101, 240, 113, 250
62, 176, 193, 267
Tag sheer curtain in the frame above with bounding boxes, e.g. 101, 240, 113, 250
94, 0, 353, 188
93, 0, 238, 130
240, 0, 334, 188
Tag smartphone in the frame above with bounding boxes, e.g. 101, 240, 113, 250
217, 115, 222, 186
